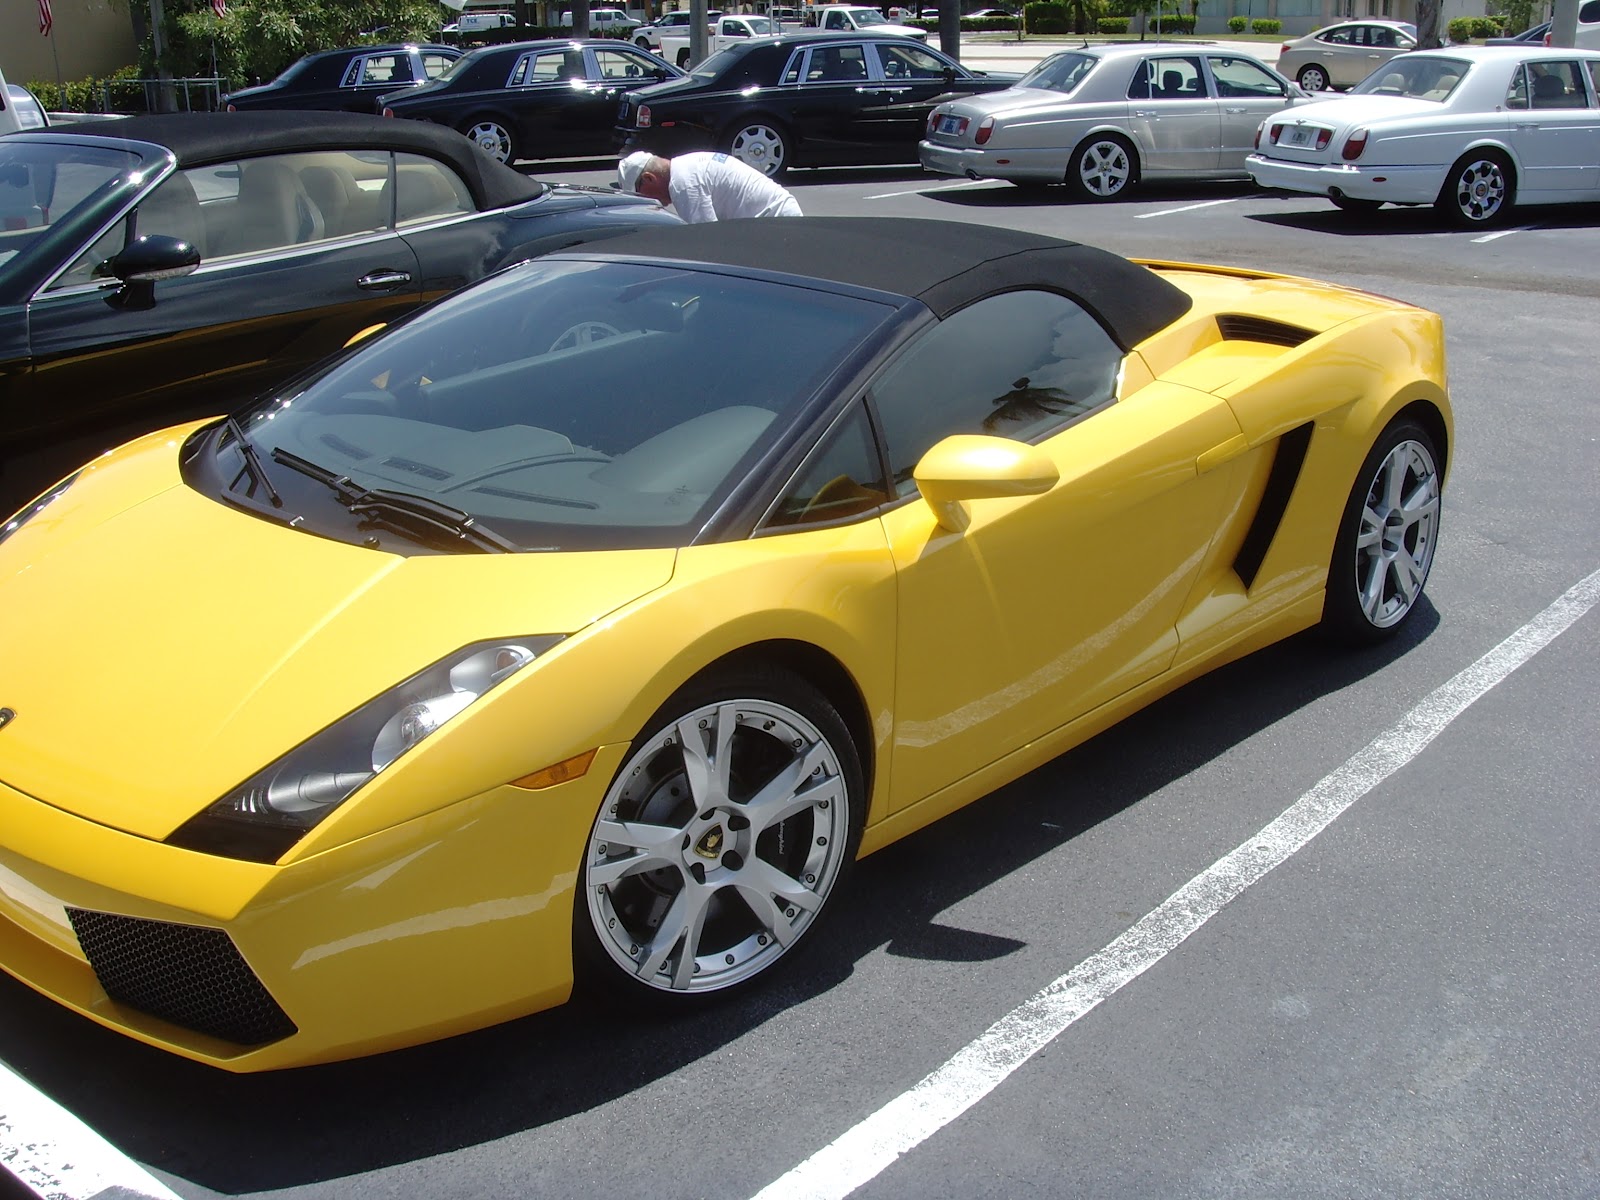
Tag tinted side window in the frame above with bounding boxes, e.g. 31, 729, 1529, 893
391, 153, 473, 226
764, 403, 889, 529
870, 291, 1123, 498
1129, 56, 1204, 99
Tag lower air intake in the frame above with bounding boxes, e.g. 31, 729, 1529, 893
67, 909, 297, 1046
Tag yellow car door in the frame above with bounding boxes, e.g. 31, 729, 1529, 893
867, 290, 1245, 812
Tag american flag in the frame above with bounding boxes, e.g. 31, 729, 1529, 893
38, 0, 52, 36
213, 0, 226, 16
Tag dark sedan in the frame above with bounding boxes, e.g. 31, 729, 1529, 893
0, 111, 678, 510
615, 33, 1019, 176
223, 44, 462, 113
380, 39, 681, 164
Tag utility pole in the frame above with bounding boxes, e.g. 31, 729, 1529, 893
149, 0, 177, 112
1549, 0, 1579, 44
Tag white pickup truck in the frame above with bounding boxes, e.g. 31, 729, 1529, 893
807, 6, 927, 39
633, 8, 722, 51
658, 13, 781, 67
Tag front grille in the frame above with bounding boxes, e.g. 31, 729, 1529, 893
67, 910, 297, 1046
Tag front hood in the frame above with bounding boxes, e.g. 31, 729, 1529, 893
0, 432, 675, 839
1275, 94, 1445, 130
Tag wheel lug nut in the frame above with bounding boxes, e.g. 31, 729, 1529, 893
758, 934, 769, 946
725, 954, 736, 965
785, 907, 797, 918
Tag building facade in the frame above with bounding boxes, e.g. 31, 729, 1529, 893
4, 0, 138, 89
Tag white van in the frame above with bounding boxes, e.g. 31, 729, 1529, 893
561, 8, 640, 30
454, 11, 518, 32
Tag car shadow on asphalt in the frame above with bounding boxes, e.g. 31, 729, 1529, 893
921, 178, 1261, 209
0, 600, 1442, 1193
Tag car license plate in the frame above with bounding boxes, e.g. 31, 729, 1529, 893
937, 114, 967, 136
617, 100, 630, 120
1282, 124, 1319, 148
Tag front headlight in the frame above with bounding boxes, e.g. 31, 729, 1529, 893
1, 472, 80, 546
167, 635, 563, 863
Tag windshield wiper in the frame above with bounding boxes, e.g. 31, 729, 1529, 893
269, 447, 521, 554
222, 416, 282, 508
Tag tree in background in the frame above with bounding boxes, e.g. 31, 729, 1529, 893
155, 0, 446, 87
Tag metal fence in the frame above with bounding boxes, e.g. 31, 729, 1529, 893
102, 77, 228, 114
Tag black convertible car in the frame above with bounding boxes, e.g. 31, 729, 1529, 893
615, 33, 1019, 176
223, 44, 462, 113
0, 111, 677, 509
380, 39, 681, 164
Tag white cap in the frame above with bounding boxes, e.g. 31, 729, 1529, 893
617, 151, 654, 193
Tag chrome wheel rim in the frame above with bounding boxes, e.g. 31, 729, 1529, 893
1078, 140, 1130, 197
727, 125, 785, 176
1299, 66, 1327, 90
466, 122, 511, 163
585, 698, 849, 993
1354, 438, 1440, 628
1450, 158, 1506, 223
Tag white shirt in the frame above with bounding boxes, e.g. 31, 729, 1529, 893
666, 153, 803, 223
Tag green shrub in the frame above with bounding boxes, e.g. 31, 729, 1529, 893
961, 15, 1022, 28
1023, 1, 1066, 32
1250, 17, 1280, 33
26, 65, 141, 113
1226, 14, 1247, 31
1096, 15, 1129, 32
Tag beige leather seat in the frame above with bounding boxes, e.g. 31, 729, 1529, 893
215, 159, 325, 257
135, 172, 207, 256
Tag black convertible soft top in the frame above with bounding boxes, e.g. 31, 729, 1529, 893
28, 111, 544, 211
571, 217, 1192, 351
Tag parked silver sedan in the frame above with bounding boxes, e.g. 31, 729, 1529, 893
920, 44, 1305, 201
1275, 20, 1418, 92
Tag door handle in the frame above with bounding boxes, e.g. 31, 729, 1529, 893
1133, 108, 1156, 117
357, 269, 413, 292
1197, 434, 1248, 474
1224, 106, 1248, 113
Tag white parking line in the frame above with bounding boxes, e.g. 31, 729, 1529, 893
1135, 198, 1240, 219
864, 180, 994, 200
1472, 226, 1537, 243
750, 565, 1600, 1200
0, 1060, 182, 1199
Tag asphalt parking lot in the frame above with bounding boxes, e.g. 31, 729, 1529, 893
3, 104, 1599, 1200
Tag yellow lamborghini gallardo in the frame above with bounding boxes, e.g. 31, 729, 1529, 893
0, 219, 1450, 1070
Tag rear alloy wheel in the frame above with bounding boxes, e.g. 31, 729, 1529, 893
1436, 150, 1513, 228
576, 668, 862, 1004
1297, 64, 1330, 91
723, 120, 791, 178
462, 117, 515, 164
1067, 134, 1135, 201
1322, 419, 1442, 643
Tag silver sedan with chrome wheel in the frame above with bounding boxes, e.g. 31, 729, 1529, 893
920, 43, 1304, 200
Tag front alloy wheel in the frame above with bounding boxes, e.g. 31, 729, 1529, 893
1297, 64, 1330, 91
1323, 419, 1442, 642
579, 671, 859, 1001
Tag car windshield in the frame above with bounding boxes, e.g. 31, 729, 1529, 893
740, 16, 778, 32
234, 259, 894, 552
1349, 54, 1470, 100
0, 140, 145, 284
1017, 51, 1097, 93
850, 8, 890, 24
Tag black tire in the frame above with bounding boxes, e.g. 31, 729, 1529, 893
634, 34, 652, 48
460, 115, 517, 165
1066, 133, 1136, 202
1321, 418, 1443, 644
1331, 194, 1383, 214
1435, 149, 1514, 229
676, 48, 692, 68
1297, 64, 1329, 91
572, 665, 864, 1008
721, 117, 792, 178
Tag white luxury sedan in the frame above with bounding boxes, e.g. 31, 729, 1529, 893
919, 44, 1305, 201
1247, 45, 1600, 227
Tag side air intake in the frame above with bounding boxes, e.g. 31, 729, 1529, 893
1216, 314, 1314, 347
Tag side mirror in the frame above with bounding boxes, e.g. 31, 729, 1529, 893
105, 234, 200, 310
914, 434, 1058, 533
